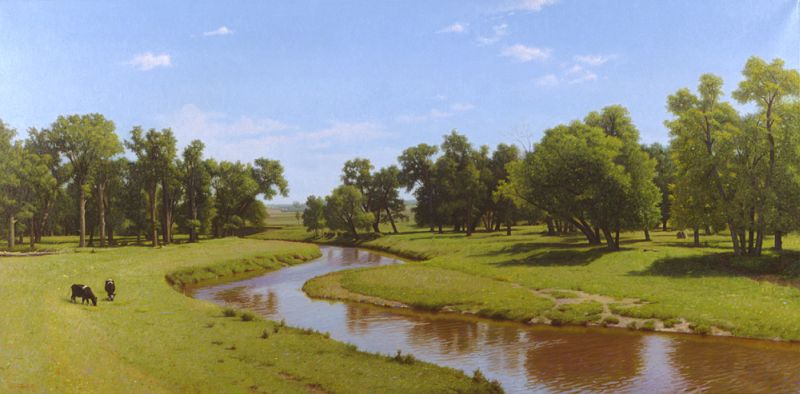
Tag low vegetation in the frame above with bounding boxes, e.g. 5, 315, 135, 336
0, 237, 494, 392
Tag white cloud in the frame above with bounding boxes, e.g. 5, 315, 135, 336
204, 26, 233, 36
575, 54, 615, 66
535, 74, 559, 86
437, 22, 467, 34
477, 23, 509, 45
128, 52, 171, 71
450, 102, 476, 112
566, 64, 583, 75
501, 44, 550, 62
161, 104, 291, 147
501, 0, 558, 12
568, 70, 598, 84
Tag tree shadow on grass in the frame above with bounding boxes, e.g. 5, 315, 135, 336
492, 247, 619, 267
630, 252, 800, 278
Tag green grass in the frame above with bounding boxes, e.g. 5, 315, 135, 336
258, 212, 800, 341
0, 236, 493, 393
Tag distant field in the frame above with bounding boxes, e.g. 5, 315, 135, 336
257, 214, 800, 341
0, 237, 494, 393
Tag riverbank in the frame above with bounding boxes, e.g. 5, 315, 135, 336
256, 221, 800, 342
0, 237, 499, 393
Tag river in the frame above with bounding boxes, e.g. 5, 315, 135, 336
189, 245, 800, 393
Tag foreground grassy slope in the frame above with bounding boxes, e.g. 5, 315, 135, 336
0, 237, 494, 393
259, 214, 800, 341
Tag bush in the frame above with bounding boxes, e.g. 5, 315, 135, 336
640, 320, 656, 331
689, 323, 711, 335
260, 330, 269, 339
222, 308, 237, 317
601, 316, 620, 326
391, 349, 417, 365
627, 321, 638, 330
240, 312, 255, 322
663, 318, 681, 328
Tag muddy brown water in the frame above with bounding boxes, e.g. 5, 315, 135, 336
189, 246, 800, 393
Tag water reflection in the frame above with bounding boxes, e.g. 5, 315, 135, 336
190, 246, 800, 393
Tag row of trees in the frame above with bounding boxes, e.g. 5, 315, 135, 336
0, 115, 288, 248
303, 56, 799, 257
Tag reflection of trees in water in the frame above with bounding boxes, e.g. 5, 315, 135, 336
213, 287, 278, 315
346, 304, 375, 333
525, 329, 644, 392
670, 337, 800, 392
408, 318, 481, 355
214, 286, 251, 305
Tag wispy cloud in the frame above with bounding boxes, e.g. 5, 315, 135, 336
128, 52, 171, 71
437, 22, 467, 34
535, 74, 559, 86
477, 23, 509, 45
501, 44, 550, 62
500, 0, 558, 12
203, 26, 233, 37
568, 70, 598, 84
397, 102, 475, 123
575, 54, 615, 66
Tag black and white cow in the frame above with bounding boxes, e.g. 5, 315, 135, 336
104, 279, 116, 301
70, 284, 97, 306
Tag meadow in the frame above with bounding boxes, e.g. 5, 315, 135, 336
0, 236, 496, 393
260, 211, 800, 341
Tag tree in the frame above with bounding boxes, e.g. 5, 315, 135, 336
323, 185, 374, 237
732, 57, 800, 251
125, 127, 167, 247
0, 122, 20, 248
50, 114, 121, 247
436, 130, 484, 236
643, 143, 675, 231
302, 195, 325, 237
179, 140, 211, 242
25, 127, 69, 243
342, 158, 379, 232
398, 144, 440, 232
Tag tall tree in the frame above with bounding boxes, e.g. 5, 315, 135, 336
302, 195, 325, 237
643, 143, 675, 231
372, 166, 405, 233
179, 140, 211, 242
323, 185, 374, 237
398, 144, 440, 232
0, 122, 20, 248
25, 128, 69, 243
125, 127, 166, 247
50, 114, 121, 247
732, 57, 800, 251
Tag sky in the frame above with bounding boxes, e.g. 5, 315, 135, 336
1, 0, 798, 204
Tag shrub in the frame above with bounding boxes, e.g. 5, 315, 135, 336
260, 330, 269, 339
663, 318, 681, 328
601, 316, 620, 326
627, 321, 638, 330
222, 308, 237, 317
689, 323, 711, 335
640, 320, 657, 331
240, 312, 255, 322
391, 349, 417, 365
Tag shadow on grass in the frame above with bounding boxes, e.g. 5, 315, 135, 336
492, 247, 619, 267
631, 252, 800, 278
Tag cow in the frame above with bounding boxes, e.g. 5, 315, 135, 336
70, 284, 97, 306
104, 279, 116, 301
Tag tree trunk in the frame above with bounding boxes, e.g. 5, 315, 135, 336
97, 184, 106, 248
79, 188, 86, 247
693, 228, 700, 246
545, 217, 556, 235
727, 222, 741, 255
438, 223, 443, 234
662, 220, 667, 232
8, 215, 15, 249
644, 228, 651, 241
602, 228, 619, 250
774, 230, 783, 251
149, 187, 158, 247
189, 188, 198, 242
506, 222, 511, 236
161, 180, 171, 245
29, 219, 35, 249
385, 208, 398, 234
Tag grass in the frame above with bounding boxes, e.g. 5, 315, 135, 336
0, 236, 494, 393
259, 211, 800, 341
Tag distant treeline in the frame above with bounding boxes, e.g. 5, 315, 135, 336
0, 118, 287, 248
303, 56, 800, 256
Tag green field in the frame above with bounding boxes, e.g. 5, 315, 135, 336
261, 212, 800, 341
0, 237, 496, 393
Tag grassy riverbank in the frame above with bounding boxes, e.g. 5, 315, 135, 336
259, 214, 800, 341
0, 237, 498, 393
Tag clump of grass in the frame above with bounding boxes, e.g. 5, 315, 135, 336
640, 320, 657, 331
260, 330, 269, 339
471, 369, 504, 394
544, 301, 603, 326
391, 349, 417, 365
205, 322, 215, 328
222, 307, 237, 317
690, 323, 711, 335
547, 290, 579, 299
211, 340, 223, 345
601, 316, 620, 327
273, 325, 280, 334
240, 312, 255, 322
226, 344, 237, 351
663, 318, 681, 328
627, 321, 638, 330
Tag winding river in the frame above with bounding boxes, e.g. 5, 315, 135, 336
190, 246, 800, 393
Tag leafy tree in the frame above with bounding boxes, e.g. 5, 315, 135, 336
0, 122, 21, 248
179, 140, 211, 242
323, 185, 374, 237
732, 57, 800, 251
302, 195, 325, 237
125, 127, 168, 247
371, 166, 405, 233
398, 144, 440, 232
50, 114, 121, 247
25, 127, 69, 243
643, 143, 675, 231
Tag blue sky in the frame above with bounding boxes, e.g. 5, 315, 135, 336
1, 0, 798, 204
